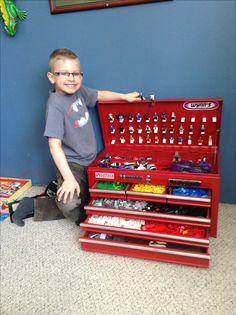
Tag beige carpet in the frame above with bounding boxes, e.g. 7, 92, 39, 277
0, 187, 235, 315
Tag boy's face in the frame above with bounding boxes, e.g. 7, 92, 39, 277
47, 58, 83, 95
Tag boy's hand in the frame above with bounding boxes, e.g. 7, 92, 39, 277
123, 92, 144, 102
57, 178, 80, 204
98, 90, 144, 102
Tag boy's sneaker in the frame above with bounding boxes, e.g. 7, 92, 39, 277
75, 211, 87, 226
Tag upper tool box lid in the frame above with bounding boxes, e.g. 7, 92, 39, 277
97, 98, 223, 151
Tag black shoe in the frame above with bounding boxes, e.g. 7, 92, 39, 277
75, 211, 87, 226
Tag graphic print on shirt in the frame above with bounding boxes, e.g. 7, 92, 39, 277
66, 97, 89, 128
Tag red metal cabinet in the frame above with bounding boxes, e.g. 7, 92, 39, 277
79, 98, 222, 267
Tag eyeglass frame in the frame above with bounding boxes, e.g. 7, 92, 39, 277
53, 71, 84, 79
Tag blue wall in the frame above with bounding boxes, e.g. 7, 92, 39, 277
1, 0, 236, 203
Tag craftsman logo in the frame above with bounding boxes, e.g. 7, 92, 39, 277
95, 172, 115, 179
183, 102, 219, 110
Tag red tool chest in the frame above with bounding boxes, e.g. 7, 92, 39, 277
79, 98, 222, 268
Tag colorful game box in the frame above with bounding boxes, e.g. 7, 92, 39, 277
0, 177, 32, 218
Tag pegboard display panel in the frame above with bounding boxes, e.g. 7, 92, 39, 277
98, 98, 222, 149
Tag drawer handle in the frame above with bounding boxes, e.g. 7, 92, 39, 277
120, 174, 143, 180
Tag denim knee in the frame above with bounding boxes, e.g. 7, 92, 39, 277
56, 196, 81, 221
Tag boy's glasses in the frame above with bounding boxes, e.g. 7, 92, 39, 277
53, 71, 84, 79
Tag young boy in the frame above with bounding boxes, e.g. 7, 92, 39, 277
12, 48, 142, 226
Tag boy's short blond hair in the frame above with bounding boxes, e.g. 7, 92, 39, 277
48, 48, 80, 71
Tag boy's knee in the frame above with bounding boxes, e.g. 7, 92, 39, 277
56, 196, 81, 215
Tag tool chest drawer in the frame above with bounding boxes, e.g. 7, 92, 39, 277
89, 181, 127, 198
127, 183, 211, 205
80, 98, 222, 267
89, 181, 211, 206
81, 215, 209, 247
85, 198, 211, 228
79, 231, 210, 268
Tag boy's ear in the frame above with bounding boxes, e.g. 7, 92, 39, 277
47, 72, 55, 84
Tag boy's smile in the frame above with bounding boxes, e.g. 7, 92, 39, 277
48, 59, 83, 95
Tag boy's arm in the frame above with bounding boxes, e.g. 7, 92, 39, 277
48, 138, 80, 204
97, 91, 142, 102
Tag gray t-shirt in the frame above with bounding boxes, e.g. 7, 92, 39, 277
44, 85, 98, 166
